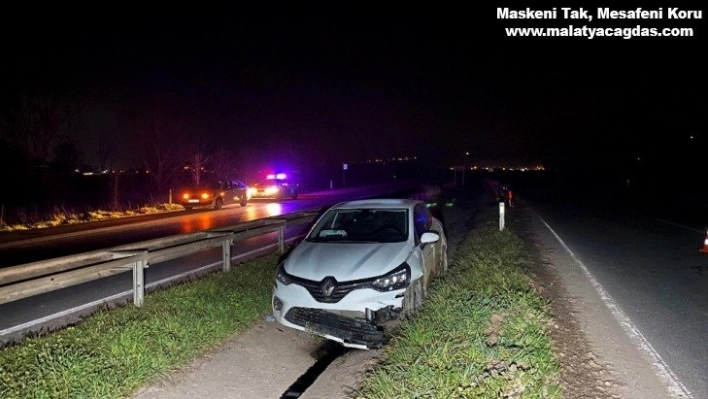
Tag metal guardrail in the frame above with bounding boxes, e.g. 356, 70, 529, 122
0, 210, 321, 308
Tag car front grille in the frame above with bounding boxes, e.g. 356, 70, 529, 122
288, 275, 372, 303
299, 279, 364, 303
285, 307, 385, 348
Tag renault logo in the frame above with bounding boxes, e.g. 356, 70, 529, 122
321, 277, 336, 297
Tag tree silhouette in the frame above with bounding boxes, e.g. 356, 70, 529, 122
0, 89, 81, 167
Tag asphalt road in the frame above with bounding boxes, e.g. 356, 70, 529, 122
528, 193, 708, 398
0, 182, 415, 268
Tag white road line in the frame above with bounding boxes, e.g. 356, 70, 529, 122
655, 219, 704, 234
538, 215, 693, 399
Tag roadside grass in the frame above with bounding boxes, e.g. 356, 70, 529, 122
0, 203, 185, 232
0, 252, 280, 399
0, 203, 562, 399
354, 212, 562, 398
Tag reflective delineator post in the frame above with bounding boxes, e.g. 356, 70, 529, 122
133, 256, 148, 307
700, 230, 708, 253
499, 202, 505, 231
278, 225, 285, 253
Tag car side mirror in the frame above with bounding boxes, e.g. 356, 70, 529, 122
421, 231, 440, 244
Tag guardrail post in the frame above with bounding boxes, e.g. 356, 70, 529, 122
133, 257, 147, 307
223, 239, 232, 272
278, 225, 285, 253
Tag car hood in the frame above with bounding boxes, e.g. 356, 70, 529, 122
284, 241, 412, 281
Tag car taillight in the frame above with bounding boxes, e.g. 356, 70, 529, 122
201, 193, 210, 199
182, 193, 190, 199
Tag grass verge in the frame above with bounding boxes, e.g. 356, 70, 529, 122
0, 203, 185, 232
353, 208, 562, 398
0, 203, 562, 398
0, 253, 280, 399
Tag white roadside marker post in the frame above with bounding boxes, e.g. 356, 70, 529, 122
499, 201, 505, 231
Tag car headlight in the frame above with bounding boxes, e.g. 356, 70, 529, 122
275, 263, 292, 285
371, 263, 410, 291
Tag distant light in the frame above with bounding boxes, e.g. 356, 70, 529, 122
266, 173, 287, 179
689, 135, 695, 140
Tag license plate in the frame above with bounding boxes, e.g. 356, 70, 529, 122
188, 199, 200, 203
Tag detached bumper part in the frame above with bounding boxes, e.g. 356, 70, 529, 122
285, 307, 386, 349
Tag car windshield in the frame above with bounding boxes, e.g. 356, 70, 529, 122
307, 208, 408, 243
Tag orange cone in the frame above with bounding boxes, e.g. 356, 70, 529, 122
700, 230, 708, 253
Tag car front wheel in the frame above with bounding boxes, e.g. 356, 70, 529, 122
214, 198, 223, 210
239, 196, 248, 207
401, 280, 423, 320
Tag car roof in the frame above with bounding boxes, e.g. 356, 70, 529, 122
331, 199, 423, 210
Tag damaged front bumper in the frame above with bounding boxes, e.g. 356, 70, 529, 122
273, 283, 405, 349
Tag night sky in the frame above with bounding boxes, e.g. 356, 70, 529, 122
1, 10, 705, 174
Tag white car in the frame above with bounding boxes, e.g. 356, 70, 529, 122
271, 198, 448, 349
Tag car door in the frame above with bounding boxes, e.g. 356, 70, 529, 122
232, 179, 248, 205
234, 180, 245, 197
413, 203, 437, 288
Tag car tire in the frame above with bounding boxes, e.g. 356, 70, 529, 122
239, 196, 247, 207
401, 280, 423, 320
291, 191, 298, 200
214, 198, 223, 210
